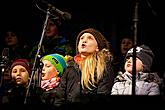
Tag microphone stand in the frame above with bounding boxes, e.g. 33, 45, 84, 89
132, 0, 140, 95
0, 61, 6, 88
0, 58, 8, 103
24, 8, 51, 104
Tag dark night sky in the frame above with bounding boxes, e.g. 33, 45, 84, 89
0, 0, 164, 73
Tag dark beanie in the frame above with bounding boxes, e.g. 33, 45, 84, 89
125, 44, 154, 72
48, 16, 61, 27
11, 59, 31, 75
76, 28, 110, 54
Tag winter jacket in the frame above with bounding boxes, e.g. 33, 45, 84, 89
111, 72, 160, 95
48, 60, 115, 107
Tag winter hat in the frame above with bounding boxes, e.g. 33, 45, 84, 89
48, 16, 61, 27
125, 44, 154, 72
11, 59, 31, 75
41, 53, 67, 76
76, 28, 110, 54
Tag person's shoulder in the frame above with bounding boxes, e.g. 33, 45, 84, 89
65, 64, 76, 71
63, 64, 79, 77
145, 72, 161, 84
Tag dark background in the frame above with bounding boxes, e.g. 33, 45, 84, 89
0, 0, 164, 75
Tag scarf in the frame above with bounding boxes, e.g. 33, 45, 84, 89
41, 77, 60, 91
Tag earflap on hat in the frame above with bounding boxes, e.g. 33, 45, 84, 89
41, 53, 67, 76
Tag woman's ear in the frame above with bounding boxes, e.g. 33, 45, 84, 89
96, 47, 99, 52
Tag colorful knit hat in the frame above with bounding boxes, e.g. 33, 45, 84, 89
41, 53, 67, 76
11, 59, 31, 75
76, 28, 110, 54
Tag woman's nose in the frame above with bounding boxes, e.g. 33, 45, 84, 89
82, 38, 87, 43
83, 40, 86, 43
16, 71, 21, 75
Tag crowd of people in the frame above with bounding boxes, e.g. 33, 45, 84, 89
0, 16, 165, 110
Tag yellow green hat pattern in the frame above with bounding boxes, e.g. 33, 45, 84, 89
41, 53, 67, 76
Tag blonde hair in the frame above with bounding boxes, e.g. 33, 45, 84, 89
79, 49, 113, 90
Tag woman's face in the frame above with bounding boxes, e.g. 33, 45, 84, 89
120, 38, 133, 54
11, 65, 29, 87
4, 31, 18, 46
78, 33, 98, 57
42, 60, 58, 80
124, 57, 143, 73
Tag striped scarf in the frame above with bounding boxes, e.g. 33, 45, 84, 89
41, 77, 60, 91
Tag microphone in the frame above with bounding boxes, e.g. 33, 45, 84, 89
40, 0, 72, 20
1, 48, 9, 67
2, 48, 9, 59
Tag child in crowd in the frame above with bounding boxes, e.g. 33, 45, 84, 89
111, 45, 161, 95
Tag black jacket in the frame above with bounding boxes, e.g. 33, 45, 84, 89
49, 60, 115, 107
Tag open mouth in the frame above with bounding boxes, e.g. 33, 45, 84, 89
81, 44, 86, 48
42, 73, 45, 77
123, 48, 129, 51
16, 78, 22, 82
127, 64, 132, 67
